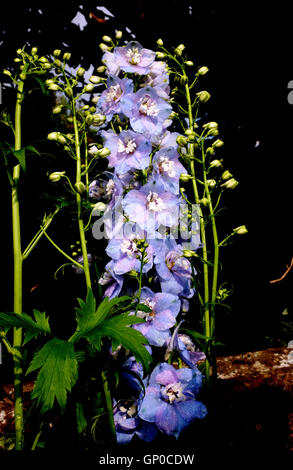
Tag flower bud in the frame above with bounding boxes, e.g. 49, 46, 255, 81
221, 170, 233, 180
85, 114, 94, 125
16, 48, 23, 55
49, 171, 65, 182
180, 173, 192, 182
31, 47, 38, 55
156, 38, 163, 46
115, 30, 123, 39
207, 179, 217, 188
92, 113, 106, 126
210, 159, 222, 168
52, 106, 63, 114
76, 67, 85, 77
203, 121, 218, 130
96, 65, 106, 73
63, 52, 71, 61
89, 75, 102, 84
156, 51, 165, 59
53, 59, 62, 68
14, 58, 21, 63
174, 44, 185, 56
197, 66, 209, 75
197, 90, 211, 103
19, 72, 26, 81
207, 128, 219, 136
57, 134, 67, 145
200, 197, 209, 207
176, 135, 188, 147
233, 225, 248, 235
41, 63, 52, 70
47, 132, 59, 141
53, 49, 61, 57
97, 147, 111, 158
213, 139, 224, 148
221, 178, 239, 190
99, 43, 110, 52
185, 60, 194, 66
39, 56, 48, 63
84, 83, 95, 93
206, 147, 215, 156
102, 35, 112, 43
3, 69, 12, 77
88, 144, 99, 156
48, 83, 61, 91
64, 86, 73, 98
183, 249, 196, 258
74, 181, 86, 194
93, 202, 107, 212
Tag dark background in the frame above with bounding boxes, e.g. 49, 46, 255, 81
0, 1, 292, 354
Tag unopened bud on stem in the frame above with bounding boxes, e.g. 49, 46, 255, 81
233, 225, 248, 235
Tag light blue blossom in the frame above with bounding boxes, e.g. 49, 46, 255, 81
122, 180, 180, 234
120, 86, 172, 136
138, 363, 207, 439
132, 287, 180, 347
97, 75, 134, 121
151, 147, 186, 194
101, 129, 152, 174
102, 41, 156, 75
98, 260, 124, 299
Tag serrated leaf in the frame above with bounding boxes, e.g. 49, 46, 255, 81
0, 311, 51, 341
26, 338, 78, 413
70, 290, 131, 342
88, 313, 152, 374
23, 310, 51, 345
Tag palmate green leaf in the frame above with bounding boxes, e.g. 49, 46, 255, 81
71, 289, 131, 342
0, 310, 51, 343
26, 338, 78, 413
86, 313, 152, 375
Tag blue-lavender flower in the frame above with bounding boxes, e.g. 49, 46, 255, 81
122, 180, 180, 234
120, 86, 172, 136
103, 41, 156, 76
138, 363, 207, 439
98, 260, 124, 299
132, 287, 180, 347
106, 223, 154, 275
97, 75, 134, 121
151, 147, 186, 194
101, 129, 152, 174
113, 397, 157, 445
151, 236, 194, 298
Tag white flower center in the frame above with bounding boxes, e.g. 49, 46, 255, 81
105, 179, 115, 196
137, 298, 156, 320
98, 271, 112, 286
162, 382, 184, 404
120, 234, 138, 257
105, 84, 122, 102
146, 192, 165, 212
139, 96, 159, 117
126, 47, 142, 65
117, 138, 137, 154
178, 334, 195, 352
158, 156, 176, 177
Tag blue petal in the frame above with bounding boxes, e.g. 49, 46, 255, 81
174, 400, 208, 423
138, 386, 162, 422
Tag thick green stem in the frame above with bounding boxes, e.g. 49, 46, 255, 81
12, 75, 26, 450
184, 80, 211, 379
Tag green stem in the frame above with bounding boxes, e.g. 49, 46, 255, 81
22, 208, 59, 260
12, 71, 27, 451
184, 79, 211, 379
71, 95, 116, 442
201, 143, 219, 339
72, 101, 91, 290
40, 228, 84, 269
31, 421, 44, 450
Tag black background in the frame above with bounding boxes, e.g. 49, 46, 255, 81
0, 1, 292, 354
